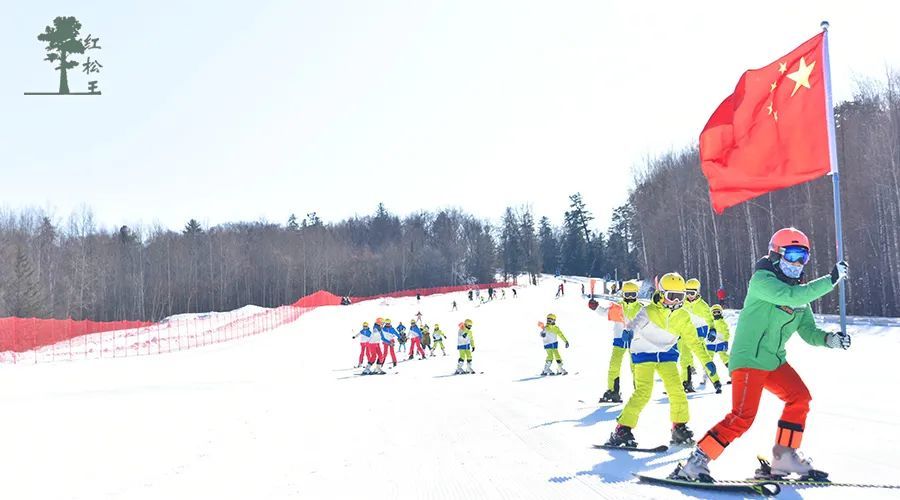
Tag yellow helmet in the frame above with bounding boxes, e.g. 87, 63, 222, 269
384, 318, 391, 324
546, 313, 557, 321
434, 323, 440, 329
464, 319, 473, 328
659, 273, 686, 292
363, 321, 369, 328
711, 304, 724, 314
658, 272, 687, 308
685, 278, 701, 291
622, 281, 639, 293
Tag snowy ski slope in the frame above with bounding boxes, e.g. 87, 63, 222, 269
1, 277, 898, 499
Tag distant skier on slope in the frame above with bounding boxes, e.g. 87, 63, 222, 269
455, 318, 476, 374
431, 324, 447, 356
604, 273, 700, 449
599, 281, 642, 402
540, 313, 569, 375
362, 318, 386, 375
674, 227, 850, 483
352, 321, 372, 367
408, 319, 426, 360
396, 321, 408, 353
381, 319, 400, 368
421, 324, 433, 356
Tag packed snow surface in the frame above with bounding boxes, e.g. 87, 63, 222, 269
2, 277, 898, 499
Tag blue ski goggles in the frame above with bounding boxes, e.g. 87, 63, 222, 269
781, 245, 810, 265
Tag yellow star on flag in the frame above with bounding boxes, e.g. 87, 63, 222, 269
779, 62, 787, 74
770, 82, 777, 92
786, 57, 815, 97
767, 102, 773, 115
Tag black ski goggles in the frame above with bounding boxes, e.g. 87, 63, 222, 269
623, 292, 637, 300
685, 290, 699, 299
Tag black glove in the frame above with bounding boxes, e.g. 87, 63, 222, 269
540, 331, 546, 337
708, 328, 717, 343
471, 346, 475, 352
830, 260, 849, 285
825, 331, 851, 349
565, 341, 570, 348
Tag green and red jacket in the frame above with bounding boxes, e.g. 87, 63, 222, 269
729, 258, 836, 371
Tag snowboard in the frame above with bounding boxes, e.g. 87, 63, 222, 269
592, 444, 668, 453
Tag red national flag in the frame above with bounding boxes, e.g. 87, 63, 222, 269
700, 33, 831, 213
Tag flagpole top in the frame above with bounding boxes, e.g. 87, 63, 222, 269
821, 20, 830, 31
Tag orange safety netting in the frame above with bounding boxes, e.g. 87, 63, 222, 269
1, 281, 511, 362
0, 317, 153, 353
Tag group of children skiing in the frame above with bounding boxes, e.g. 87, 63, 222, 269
352, 315, 472, 375
598, 227, 851, 485
344, 226, 853, 486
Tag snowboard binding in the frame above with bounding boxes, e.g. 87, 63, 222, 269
754, 456, 830, 482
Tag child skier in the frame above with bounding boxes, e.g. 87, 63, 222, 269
681, 278, 724, 393
455, 318, 476, 374
600, 281, 642, 402
674, 228, 850, 482
605, 273, 700, 448
431, 324, 447, 356
396, 321, 408, 352
381, 319, 400, 368
408, 319, 426, 359
352, 321, 372, 367
706, 304, 731, 382
422, 324, 433, 356
362, 318, 386, 375
540, 313, 569, 375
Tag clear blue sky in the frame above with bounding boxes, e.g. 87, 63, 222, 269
2, 1, 898, 233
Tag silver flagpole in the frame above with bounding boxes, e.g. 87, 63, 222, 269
820, 20, 848, 334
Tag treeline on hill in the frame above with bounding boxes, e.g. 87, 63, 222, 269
620, 75, 900, 317
0, 197, 630, 322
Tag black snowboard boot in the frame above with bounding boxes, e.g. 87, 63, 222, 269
671, 423, 695, 445
605, 425, 637, 447
599, 390, 622, 403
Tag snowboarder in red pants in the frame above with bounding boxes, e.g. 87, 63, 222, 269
380, 319, 400, 367
674, 228, 850, 482
408, 320, 426, 359
352, 321, 372, 367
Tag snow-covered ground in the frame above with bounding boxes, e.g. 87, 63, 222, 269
1, 277, 898, 499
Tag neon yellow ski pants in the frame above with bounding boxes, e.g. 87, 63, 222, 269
617, 361, 688, 428
678, 335, 721, 384
458, 348, 472, 361
607, 346, 632, 391
433, 340, 445, 351
545, 348, 562, 362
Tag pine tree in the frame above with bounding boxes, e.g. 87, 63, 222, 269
6, 246, 46, 317
539, 216, 559, 275
287, 213, 300, 230
183, 219, 203, 235
499, 207, 523, 281
560, 194, 593, 275
605, 204, 639, 280
520, 208, 541, 283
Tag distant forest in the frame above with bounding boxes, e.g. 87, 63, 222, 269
2, 75, 897, 321
0, 197, 620, 321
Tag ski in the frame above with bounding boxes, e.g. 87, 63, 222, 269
634, 474, 780, 497
593, 444, 668, 453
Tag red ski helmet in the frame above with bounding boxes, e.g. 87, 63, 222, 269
769, 227, 809, 254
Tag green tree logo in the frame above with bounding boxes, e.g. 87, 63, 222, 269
25, 16, 103, 95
